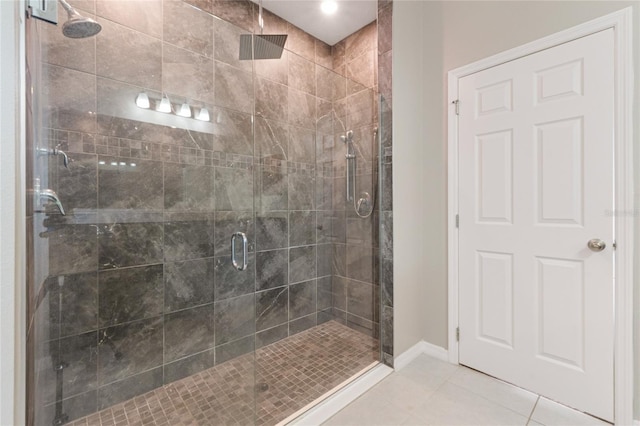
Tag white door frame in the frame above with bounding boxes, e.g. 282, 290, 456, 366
447, 8, 634, 425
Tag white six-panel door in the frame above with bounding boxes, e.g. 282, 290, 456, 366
458, 29, 614, 421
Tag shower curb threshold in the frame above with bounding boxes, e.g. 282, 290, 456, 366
279, 361, 394, 426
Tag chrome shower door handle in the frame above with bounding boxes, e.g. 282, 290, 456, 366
231, 232, 248, 271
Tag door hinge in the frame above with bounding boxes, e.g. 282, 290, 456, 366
452, 100, 460, 115
455, 214, 459, 228
456, 327, 460, 342
613, 240, 617, 250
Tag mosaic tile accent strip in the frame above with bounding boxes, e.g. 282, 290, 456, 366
68, 321, 378, 426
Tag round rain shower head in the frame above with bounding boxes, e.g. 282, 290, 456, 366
62, 17, 102, 38
58, 0, 102, 38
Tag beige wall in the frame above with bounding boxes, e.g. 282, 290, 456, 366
393, 0, 640, 418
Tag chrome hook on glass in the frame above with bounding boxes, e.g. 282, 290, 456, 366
231, 231, 248, 271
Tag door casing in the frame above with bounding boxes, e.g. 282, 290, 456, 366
446, 8, 634, 425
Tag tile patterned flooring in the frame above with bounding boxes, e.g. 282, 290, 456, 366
323, 354, 612, 426
68, 321, 378, 426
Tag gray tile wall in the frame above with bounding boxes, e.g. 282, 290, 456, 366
378, 0, 394, 367
27, 0, 389, 423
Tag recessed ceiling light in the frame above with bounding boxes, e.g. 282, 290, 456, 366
321, 0, 337, 15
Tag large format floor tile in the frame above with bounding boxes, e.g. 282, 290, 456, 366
324, 354, 611, 426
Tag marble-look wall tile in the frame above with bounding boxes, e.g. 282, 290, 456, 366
163, 349, 215, 383
254, 117, 288, 160
254, 51, 289, 86
98, 157, 163, 210
332, 276, 347, 311
316, 65, 345, 102
380, 211, 393, 259
47, 272, 98, 338
164, 304, 215, 362
214, 254, 255, 300
98, 265, 163, 327
256, 77, 289, 122
213, 211, 253, 257
346, 313, 377, 338
53, 332, 98, 398
346, 215, 375, 246
164, 164, 215, 212
288, 174, 315, 210
47, 221, 98, 275
378, 4, 392, 55
290, 314, 316, 335
315, 176, 333, 211
256, 212, 287, 251
288, 89, 316, 130
214, 61, 254, 114
333, 244, 347, 277
316, 243, 332, 277
286, 23, 315, 61
288, 126, 315, 164
49, 153, 97, 213
346, 279, 375, 321
96, 19, 162, 90
289, 279, 316, 320
317, 276, 331, 310
381, 305, 393, 355
164, 213, 214, 261
215, 335, 254, 365
97, 367, 163, 409
347, 50, 375, 91
318, 211, 346, 244
43, 64, 96, 133
214, 294, 255, 345
213, 17, 252, 72
289, 211, 316, 247
40, 7, 96, 74
93, 217, 163, 269
164, 258, 215, 312
214, 167, 253, 211
255, 168, 288, 212
331, 39, 345, 70
163, 44, 215, 104
212, 107, 253, 155
211, 0, 254, 32
289, 245, 316, 283
346, 89, 374, 129
379, 50, 392, 103
42, 391, 97, 425
96, 0, 162, 38
97, 317, 163, 385
346, 245, 377, 284
381, 163, 393, 211
289, 53, 316, 95
345, 21, 376, 62
381, 257, 393, 307
255, 323, 288, 349
256, 249, 288, 291
315, 40, 332, 69
256, 286, 288, 331
164, 0, 213, 57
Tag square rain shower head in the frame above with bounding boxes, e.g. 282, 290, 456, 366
239, 34, 288, 60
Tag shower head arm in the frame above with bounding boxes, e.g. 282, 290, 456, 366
58, 0, 80, 18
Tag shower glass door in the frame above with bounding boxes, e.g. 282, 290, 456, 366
26, 3, 258, 424
26, 1, 383, 425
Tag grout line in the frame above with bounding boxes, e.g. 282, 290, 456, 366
527, 396, 541, 425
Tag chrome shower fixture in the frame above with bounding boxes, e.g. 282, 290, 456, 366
342, 129, 378, 218
58, 0, 102, 38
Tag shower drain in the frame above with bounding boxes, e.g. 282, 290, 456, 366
256, 382, 269, 392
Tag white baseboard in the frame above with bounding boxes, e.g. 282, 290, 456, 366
282, 362, 393, 426
394, 340, 450, 371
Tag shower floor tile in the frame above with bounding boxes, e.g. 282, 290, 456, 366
68, 321, 379, 426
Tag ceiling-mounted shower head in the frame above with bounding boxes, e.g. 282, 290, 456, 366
58, 0, 102, 38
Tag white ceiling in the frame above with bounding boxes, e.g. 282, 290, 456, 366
257, 0, 377, 46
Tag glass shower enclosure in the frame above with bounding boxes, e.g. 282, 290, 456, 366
25, 0, 385, 424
